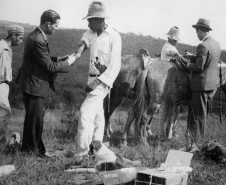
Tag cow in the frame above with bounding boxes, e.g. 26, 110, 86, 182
122, 59, 226, 145
103, 49, 158, 139
103, 54, 143, 139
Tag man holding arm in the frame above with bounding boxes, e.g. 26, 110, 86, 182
17, 10, 76, 157
161, 26, 181, 61
161, 26, 188, 63
183, 18, 221, 152
72, 1, 121, 156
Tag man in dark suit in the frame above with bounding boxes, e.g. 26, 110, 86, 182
184, 18, 221, 152
17, 10, 76, 157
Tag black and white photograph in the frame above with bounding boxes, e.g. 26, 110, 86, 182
0, 0, 226, 184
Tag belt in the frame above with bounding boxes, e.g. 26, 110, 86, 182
0, 81, 10, 85
89, 74, 100, 77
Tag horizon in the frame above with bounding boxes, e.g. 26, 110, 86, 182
2, 19, 226, 56
0, 0, 226, 49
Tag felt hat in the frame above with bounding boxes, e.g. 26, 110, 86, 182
192, 18, 212, 31
166, 26, 180, 41
7, 24, 24, 37
83, 1, 110, 20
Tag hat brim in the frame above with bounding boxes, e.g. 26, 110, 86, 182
82, 15, 110, 20
192, 24, 212, 31
166, 34, 180, 41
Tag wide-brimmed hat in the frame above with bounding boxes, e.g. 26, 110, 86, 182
83, 1, 110, 20
166, 26, 180, 41
192, 18, 212, 31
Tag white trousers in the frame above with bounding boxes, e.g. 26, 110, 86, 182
76, 83, 109, 155
0, 83, 11, 150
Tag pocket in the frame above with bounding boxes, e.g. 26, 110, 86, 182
99, 37, 109, 55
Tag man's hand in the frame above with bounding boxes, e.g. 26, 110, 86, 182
183, 51, 195, 58
179, 57, 190, 68
67, 55, 76, 65
57, 55, 69, 62
85, 79, 101, 93
94, 62, 107, 74
174, 52, 190, 68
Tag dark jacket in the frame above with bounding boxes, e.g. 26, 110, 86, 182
17, 27, 69, 97
188, 36, 221, 91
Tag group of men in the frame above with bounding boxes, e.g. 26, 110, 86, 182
0, 1, 221, 157
160, 19, 221, 152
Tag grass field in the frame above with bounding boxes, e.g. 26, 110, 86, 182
1, 104, 226, 185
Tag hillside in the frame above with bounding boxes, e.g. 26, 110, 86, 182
1, 20, 226, 109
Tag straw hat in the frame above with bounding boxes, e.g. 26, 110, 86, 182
192, 18, 212, 31
166, 26, 180, 41
83, 1, 110, 20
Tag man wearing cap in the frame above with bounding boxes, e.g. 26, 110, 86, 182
16, 10, 76, 157
0, 24, 24, 152
161, 26, 183, 61
70, 1, 121, 156
183, 18, 221, 152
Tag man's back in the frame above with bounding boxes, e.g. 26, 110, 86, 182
190, 36, 221, 91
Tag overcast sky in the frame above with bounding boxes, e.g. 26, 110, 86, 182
1, 0, 226, 49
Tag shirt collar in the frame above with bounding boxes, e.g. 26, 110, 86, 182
92, 25, 114, 35
202, 35, 209, 42
38, 27, 48, 42
0, 39, 11, 51
104, 25, 115, 34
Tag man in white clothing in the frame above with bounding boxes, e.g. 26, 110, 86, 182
161, 26, 182, 61
71, 1, 122, 156
0, 24, 24, 152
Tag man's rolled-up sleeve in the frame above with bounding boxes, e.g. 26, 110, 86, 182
81, 30, 91, 49
98, 34, 122, 87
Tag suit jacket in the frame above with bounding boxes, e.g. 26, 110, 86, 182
17, 27, 69, 97
187, 36, 221, 91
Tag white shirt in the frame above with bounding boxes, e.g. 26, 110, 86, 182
161, 41, 178, 61
0, 39, 12, 82
81, 26, 121, 87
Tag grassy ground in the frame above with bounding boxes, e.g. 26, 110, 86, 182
0, 105, 226, 185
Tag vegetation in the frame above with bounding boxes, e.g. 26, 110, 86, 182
0, 20, 226, 184
1, 106, 226, 184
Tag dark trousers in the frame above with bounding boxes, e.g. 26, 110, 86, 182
21, 92, 46, 156
187, 90, 216, 145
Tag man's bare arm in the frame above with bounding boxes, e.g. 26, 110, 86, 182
67, 41, 87, 65
72, 41, 87, 61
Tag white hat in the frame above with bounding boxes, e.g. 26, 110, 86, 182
166, 26, 180, 41
83, 1, 110, 20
